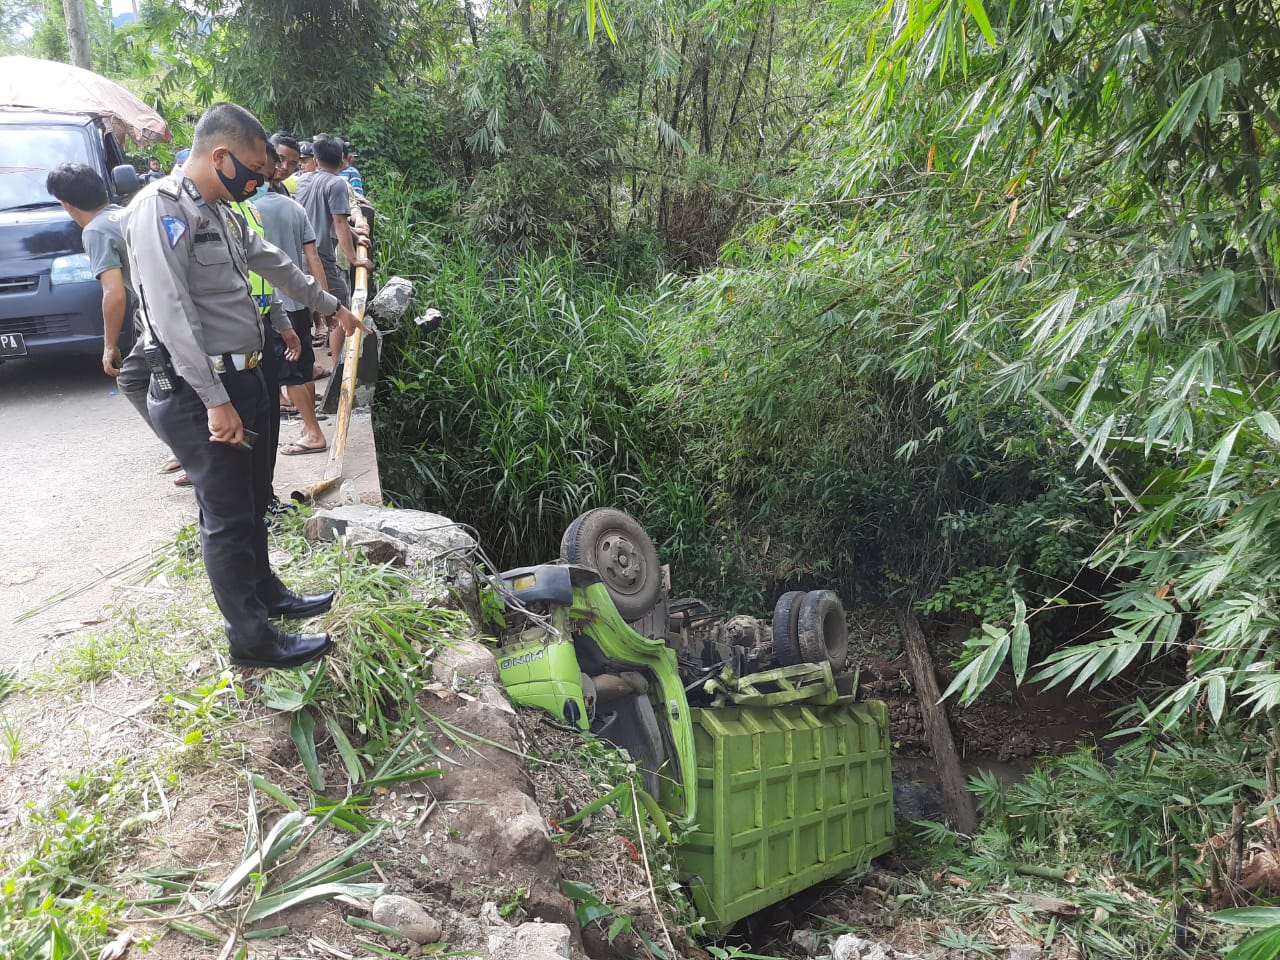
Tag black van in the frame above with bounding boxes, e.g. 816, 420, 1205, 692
0, 109, 140, 364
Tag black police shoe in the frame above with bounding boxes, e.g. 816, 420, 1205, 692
229, 630, 334, 669
266, 590, 335, 620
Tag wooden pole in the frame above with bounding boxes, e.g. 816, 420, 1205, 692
304, 242, 369, 499
894, 608, 977, 834
62, 0, 92, 70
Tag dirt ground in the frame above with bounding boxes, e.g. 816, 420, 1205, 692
0, 352, 381, 667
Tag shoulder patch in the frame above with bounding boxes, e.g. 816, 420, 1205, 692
182, 179, 202, 201
161, 215, 188, 248
156, 180, 181, 200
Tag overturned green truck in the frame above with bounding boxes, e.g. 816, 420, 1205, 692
492, 509, 894, 932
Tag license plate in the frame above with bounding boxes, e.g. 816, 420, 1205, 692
0, 333, 25, 358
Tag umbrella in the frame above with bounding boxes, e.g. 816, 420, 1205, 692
0, 56, 171, 146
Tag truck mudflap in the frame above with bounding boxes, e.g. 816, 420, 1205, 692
679, 699, 894, 933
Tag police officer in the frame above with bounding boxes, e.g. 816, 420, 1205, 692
124, 102, 367, 669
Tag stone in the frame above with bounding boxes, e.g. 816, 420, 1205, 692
500, 794, 552, 858
371, 894, 442, 944
488, 921, 573, 960
368, 276, 415, 322
1008, 946, 1042, 960
436, 640, 500, 685
341, 527, 408, 566
792, 929, 822, 955
830, 934, 914, 960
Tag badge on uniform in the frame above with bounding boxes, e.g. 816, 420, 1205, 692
161, 215, 188, 248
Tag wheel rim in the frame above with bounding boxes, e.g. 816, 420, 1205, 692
594, 533, 648, 599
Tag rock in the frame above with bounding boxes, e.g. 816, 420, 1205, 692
489, 921, 573, 960
340, 479, 361, 505
480, 901, 509, 928
501, 794, 552, 858
830, 934, 915, 960
792, 929, 822, 955
437, 640, 500, 685
368, 276, 415, 322
371, 894, 442, 944
1008, 946, 1042, 960
341, 527, 408, 566
892, 778, 946, 822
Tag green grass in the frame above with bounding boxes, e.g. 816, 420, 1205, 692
0, 507, 475, 959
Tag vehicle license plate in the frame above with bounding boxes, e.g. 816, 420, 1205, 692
0, 333, 25, 357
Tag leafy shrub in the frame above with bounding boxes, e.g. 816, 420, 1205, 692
374, 235, 670, 565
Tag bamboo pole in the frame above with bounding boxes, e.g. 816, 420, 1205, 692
304, 242, 370, 499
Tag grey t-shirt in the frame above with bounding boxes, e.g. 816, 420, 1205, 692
252, 190, 317, 311
293, 170, 350, 261
82, 204, 132, 293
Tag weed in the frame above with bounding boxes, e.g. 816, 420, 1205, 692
0, 712, 23, 762
496, 884, 528, 920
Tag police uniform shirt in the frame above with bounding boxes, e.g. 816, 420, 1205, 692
124, 171, 340, 410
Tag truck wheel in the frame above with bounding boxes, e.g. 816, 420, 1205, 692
560, 508, 661, 620
796, 590, 849, 670
772, 590, 805, 666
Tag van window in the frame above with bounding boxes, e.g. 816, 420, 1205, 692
0, 125, 93, 211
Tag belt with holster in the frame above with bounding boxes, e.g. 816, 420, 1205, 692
210, 351, 261, 373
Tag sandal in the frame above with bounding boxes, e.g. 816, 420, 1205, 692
280, 442, 328, 456
174, 472, 191, 487
158, 457, 182, 475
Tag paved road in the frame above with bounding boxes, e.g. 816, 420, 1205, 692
0, 353, 194, 666
0, 350, 384, 668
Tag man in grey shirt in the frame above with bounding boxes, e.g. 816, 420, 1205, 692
295, 134, 372, 361
254, 145, 330, 454
45, 162, 185, 480
125, 102, 366, 669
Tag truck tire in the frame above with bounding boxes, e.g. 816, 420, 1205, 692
796, 590, 849, 670
560, 508, 661, 621
772, 590, 805, 666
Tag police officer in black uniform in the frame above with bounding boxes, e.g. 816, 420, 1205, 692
124, 102, 367, 669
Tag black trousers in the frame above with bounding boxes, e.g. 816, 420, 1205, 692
260, 312, 281, 485
147, 365, 287, 648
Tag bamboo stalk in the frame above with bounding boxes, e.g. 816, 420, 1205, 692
305, 243, 370, 499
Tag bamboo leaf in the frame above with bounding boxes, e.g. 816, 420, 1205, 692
1208, 421, 1244, 494
963, 0, 997, 46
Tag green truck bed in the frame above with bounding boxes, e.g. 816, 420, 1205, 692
678, 699, 894, 932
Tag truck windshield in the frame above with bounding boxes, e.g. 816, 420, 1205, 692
0, 125, 93, 212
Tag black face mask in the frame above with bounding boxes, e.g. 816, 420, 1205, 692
216, 150, 262, 202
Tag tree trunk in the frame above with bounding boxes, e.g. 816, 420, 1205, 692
894, 608, 977, 834
62, 0, 91, 69
462, 0, 481, 47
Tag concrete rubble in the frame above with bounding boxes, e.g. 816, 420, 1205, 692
305, 504, 478, 607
